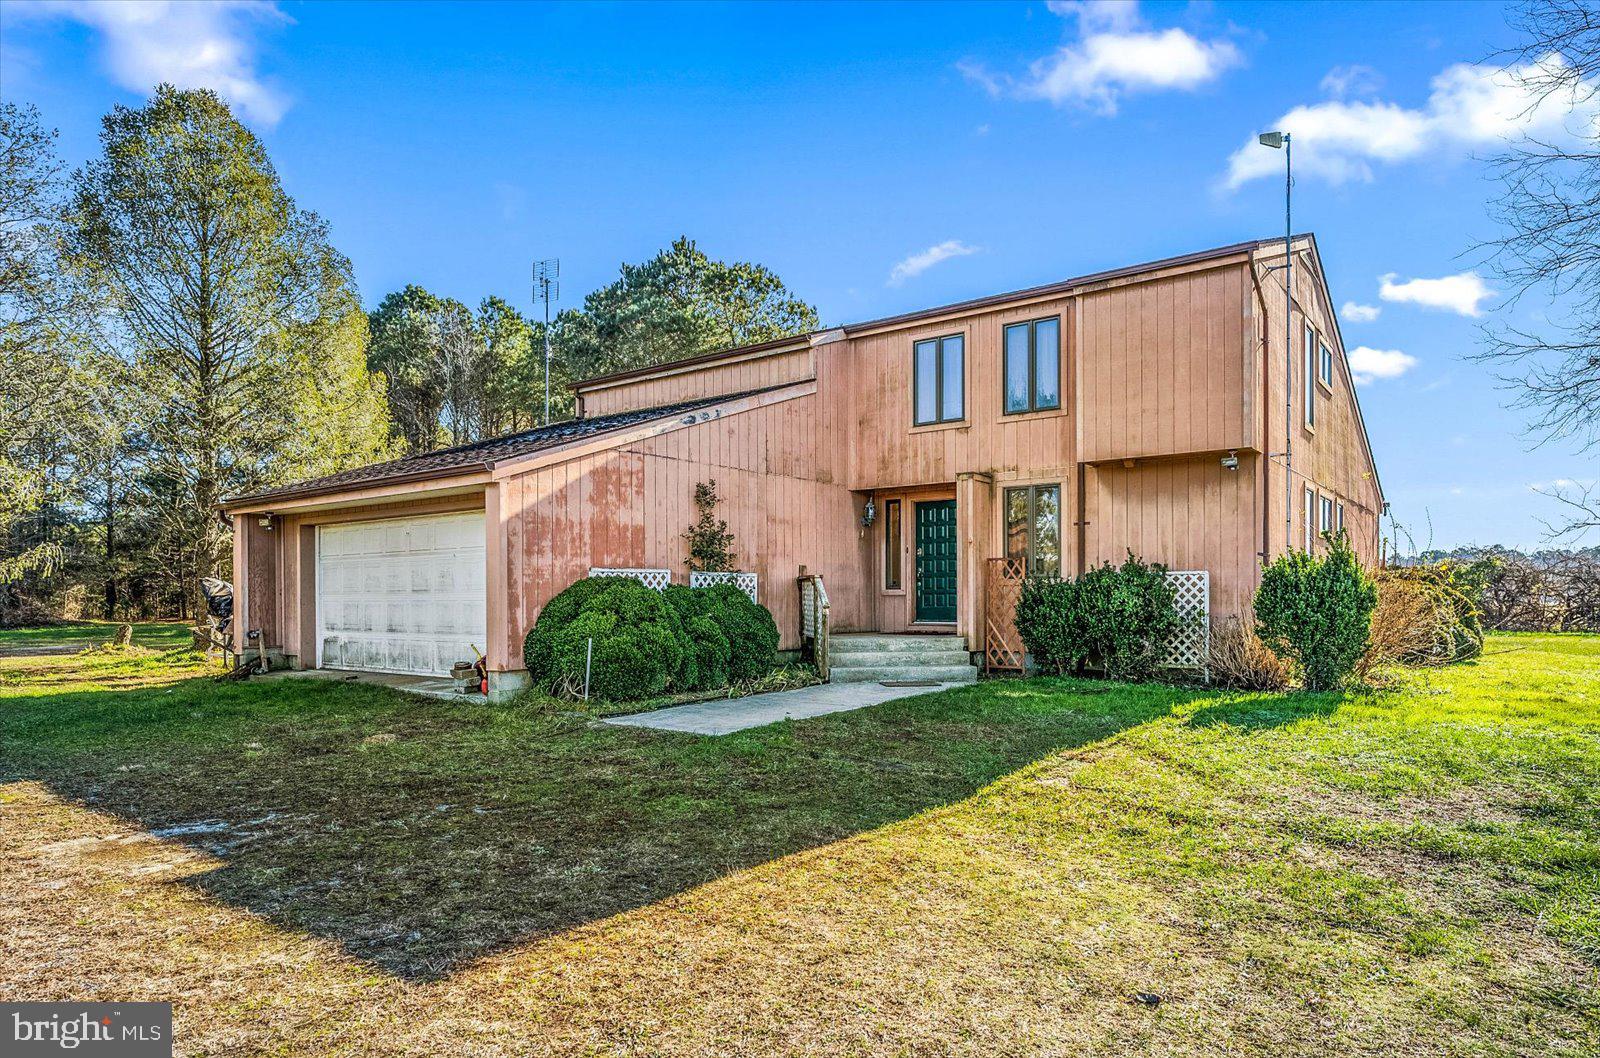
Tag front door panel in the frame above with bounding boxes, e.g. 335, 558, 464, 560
915, 499, 958, 623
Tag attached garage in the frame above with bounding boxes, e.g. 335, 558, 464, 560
315, 510, 486, 675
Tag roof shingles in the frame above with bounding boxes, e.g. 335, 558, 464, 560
223, 388, 773, 508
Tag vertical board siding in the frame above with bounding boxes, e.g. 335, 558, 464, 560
579, 348, 814, 416
1078, 264, 1252, 462
498, 392, 865, 662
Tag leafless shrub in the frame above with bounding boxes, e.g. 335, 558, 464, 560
1208, 618, 1294, 691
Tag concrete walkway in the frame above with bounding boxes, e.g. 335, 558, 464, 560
603, 679, 963, 736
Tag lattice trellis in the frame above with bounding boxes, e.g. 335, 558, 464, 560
1163, 570, 1210, 674
984, 557, 1027, 673
690, 570, 758, 603
588, 567, 671, 591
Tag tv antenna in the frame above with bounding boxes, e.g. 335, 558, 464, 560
532, 258, 560, 424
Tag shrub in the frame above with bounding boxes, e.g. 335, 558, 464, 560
1360, 565, 1484, 677
1208, 617, 1294, 691
661, 585, 732, 690
1014, 552, 1179, 681
683, 480, 737, 573
702, 583, 779, 681
524, 577, 688, 701
1254, 532, 1377, 691
1015, 576, 1084, 675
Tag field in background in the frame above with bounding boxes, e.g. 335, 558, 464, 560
1, 631, 1595, 1056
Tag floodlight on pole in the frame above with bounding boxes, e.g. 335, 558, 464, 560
532, 259, 559, 425
1257, 129, 1293, 555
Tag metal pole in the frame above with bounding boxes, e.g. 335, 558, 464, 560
1283, 133, 1293, 555
583, 636, 593, 701
542, 281, 552, 426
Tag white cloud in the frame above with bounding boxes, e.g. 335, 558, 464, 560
1378, 271, 1495, 317
21, 1, 290, 126
1320, 64, 1382, 99
1347, 346, 1419, 384
888, 241, 980, 286
1341, 301, 1381, 323
1225, 54, 1598, 188
961, 1, 1240, 116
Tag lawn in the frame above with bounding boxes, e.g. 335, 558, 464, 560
1, 633, 1595, 1056
0, 618, 194, 654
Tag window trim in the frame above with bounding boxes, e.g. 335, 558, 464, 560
1303, 323, 1318, 430
883, 499, 903, 590
912, 332, 966, 427
1002, 315, 1062, 416
1337, 501, 1346, 533
1004, 482, 1063, 578
1318, 339, 1335, 390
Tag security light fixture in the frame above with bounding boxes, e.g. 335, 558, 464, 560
257, 515, 274, 530
1221, 451, 1239, 471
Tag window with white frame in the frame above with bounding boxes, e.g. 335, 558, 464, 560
1337, 501, 1346, 532
1320, 494, 1335, 538
1319, 340, 1334, 387
1304, 323, 1317, 428
1303, 486, 1316, 551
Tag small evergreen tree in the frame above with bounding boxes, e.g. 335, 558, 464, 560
683, 480, 736, 572
1255, 532, 1378, 691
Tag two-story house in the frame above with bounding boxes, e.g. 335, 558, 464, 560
221, 234, 1383, 694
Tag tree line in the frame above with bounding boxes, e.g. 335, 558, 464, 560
0, 87, 817, 625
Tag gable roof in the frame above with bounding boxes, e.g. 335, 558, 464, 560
222, 387, 780, 508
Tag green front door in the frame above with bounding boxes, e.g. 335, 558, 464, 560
914, 499, 958, 623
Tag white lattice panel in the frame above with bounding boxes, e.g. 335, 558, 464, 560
589, 567, 671, 591
1163, 570, 1210, 671
689, 570, 758, 603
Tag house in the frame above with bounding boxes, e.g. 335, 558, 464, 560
221, 233, 1383, 695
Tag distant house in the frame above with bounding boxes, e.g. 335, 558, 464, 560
222, 234, 1382, 695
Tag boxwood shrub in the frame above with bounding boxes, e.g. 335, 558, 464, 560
524, 576, 778, 701
1254, 532, 1378, 691
1015, 552, 1179, 681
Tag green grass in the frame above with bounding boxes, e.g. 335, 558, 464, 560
1, 630, 1595, 1056
0, 618, 193, 653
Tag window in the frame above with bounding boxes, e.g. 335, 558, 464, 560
1003, 316, 1061, 414
1337, 501, 1346, 532
1303, 486, 1316, 551
1320, 494, 1335, 537
1319, 340, 1334, 387
883, 499, 902, 589
1005, 484, 1062, 578
1304, 323, 1317, 428
913, 334, 965, 425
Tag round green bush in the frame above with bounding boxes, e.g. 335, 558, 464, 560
702, 583, 779, 681
524, 577, 689, 700
1254, 532, 1378, 691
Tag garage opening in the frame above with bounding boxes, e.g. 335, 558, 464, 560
315, 510, 487, 675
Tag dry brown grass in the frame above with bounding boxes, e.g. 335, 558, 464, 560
1207, 617, 1295, 690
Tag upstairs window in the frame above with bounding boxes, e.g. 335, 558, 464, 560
1320, 494, 1335, 536
1005, 483, 1062, 578
1319, 340, 1334, 387
1003, 316, 1061, 414
1303, 486, 1316, 551
913, 334, 965, 425
1337, 501, 1346, 533
1304, 323, 1318, 428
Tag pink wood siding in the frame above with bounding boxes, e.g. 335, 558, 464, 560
1078, 264, 1254, 463
1084, 454, 1263, 617
578, 347, 814, 416
496, 391, 866, 667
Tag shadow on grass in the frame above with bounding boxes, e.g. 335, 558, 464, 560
3, 666, 1254, 982
1184, 689, 1344, 730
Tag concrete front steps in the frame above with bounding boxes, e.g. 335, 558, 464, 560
828, 633, 979, 684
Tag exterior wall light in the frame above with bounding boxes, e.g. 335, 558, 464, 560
1221, 451, 1239, 471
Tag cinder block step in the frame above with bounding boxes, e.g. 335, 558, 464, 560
831, 664, 979, 684
830, 649, 973, 668
831, 634, 967, 654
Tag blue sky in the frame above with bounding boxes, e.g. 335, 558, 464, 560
3, 0, 1594, 550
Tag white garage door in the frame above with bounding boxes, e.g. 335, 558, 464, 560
316, 510, 487, 675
